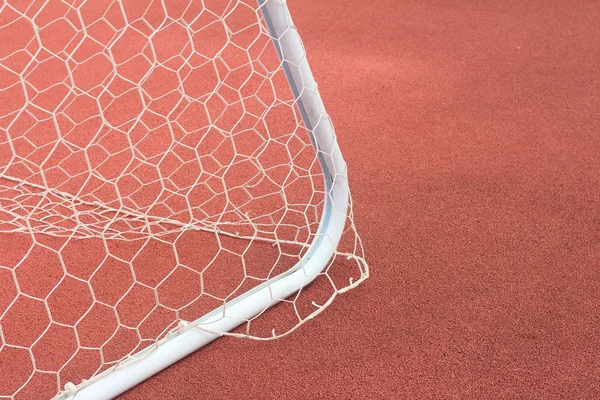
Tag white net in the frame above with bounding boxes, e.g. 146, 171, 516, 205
0, 0, 368, 398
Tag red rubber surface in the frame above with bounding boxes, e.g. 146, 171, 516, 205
121, 1, 600, 398
2, 0, 600, 398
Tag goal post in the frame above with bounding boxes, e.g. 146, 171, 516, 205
0, 1, 368, 399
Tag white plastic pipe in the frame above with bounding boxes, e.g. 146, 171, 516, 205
57, 1, 349, 398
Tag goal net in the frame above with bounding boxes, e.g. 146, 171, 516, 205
0, 0, 368, 399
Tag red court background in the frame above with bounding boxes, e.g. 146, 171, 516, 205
1, 0, 598, 398
118, 0, 600, 398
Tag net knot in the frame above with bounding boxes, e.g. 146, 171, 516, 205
64, 382, 77, 395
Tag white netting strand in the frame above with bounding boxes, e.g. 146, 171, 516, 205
0, 1, 368, 399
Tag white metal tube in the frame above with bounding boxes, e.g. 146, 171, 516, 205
58, 1, 349, 398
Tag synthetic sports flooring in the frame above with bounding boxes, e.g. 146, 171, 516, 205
127, 1, 600, 398
3, 0, 600, 398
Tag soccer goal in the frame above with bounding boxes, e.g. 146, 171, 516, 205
0, 0, 368, 398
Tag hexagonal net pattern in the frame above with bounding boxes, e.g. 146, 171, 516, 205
0, 0, 368, 399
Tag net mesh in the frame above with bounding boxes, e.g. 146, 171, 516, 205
0, 0, 368, 398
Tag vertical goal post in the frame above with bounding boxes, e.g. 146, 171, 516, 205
0, 1, 368, 399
